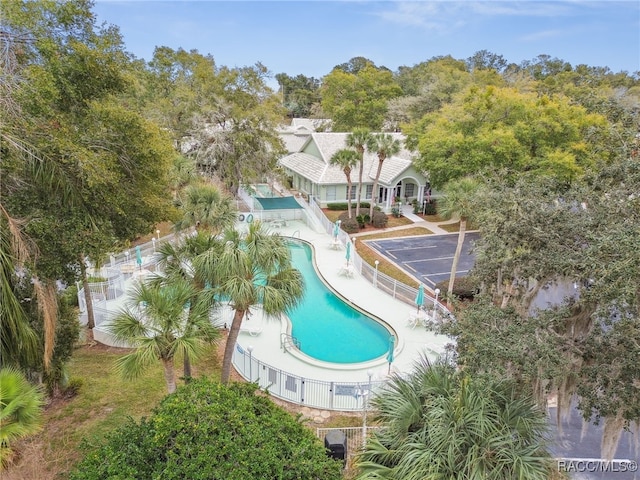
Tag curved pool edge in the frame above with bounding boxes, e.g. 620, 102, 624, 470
283, 237, 405, 366
276, 313, 394, 372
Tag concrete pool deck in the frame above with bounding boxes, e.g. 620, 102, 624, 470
229, 219, 451, 383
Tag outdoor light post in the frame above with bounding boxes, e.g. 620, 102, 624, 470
433, 288, 440, 323
152, 237, 156, 252
247, 345, 254, 382
374, 260, 379, 287
125, 250, 130, 265
156, 229, 160, 240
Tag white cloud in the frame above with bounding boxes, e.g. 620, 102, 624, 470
375, 0, 580, 30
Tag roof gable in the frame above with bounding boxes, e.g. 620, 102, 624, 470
280, 132, 425, 186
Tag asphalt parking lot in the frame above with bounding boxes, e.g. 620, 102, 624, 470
364, 232, 481, 288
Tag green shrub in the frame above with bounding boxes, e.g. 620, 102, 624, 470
86, 276, 107, 283
61, 284, 79, 307
356, 213, 371, 228
435, 276, 479, 301
327, 202, 370, 211
371, 210, 388, 228
423, 200, 437, 215
71, 380, 344, 480
64, 377, 84, 398
339, 215, 360, 234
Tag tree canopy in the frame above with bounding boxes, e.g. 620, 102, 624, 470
143, 48, 286, 195
406, 86, 610, 188
1, 0, 176, 379
440, 158, 640, 458
321, 60, 402, 131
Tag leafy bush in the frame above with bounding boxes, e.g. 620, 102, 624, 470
423, 200, 437, 215
86, 276, 107, 283
356, 213, 371, 228
327, 202, 370, 211
435, 276, 479, 301
64, 377, 84, 398
371, 210, 388, 228
71, 380, 344, 480
0, 368, 44, 469
338, 214, 360, 234
61, 283, 79, 307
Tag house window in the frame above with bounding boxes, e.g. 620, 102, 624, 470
365, 185, 373, 200
347, 185, 356, 200
326, 186, 336, 201
405, 183, 415, 197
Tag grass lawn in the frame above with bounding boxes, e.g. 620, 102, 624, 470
6, 332, 365, 480
5, 340, 222, 480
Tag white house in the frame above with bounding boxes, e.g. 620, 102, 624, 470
278, 131, 430, 211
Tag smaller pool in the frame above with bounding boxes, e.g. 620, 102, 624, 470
287, 241, 393, 364
254, 183, 279, 198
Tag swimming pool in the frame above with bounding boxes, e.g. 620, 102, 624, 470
254, 183, 279, 197
287, 241, 393, 363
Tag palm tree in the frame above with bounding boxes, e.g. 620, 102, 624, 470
438, 176, 480, 305
107, 278, 218, 393
357, 357, 552, 479
0, 367, 44, 470
0, 208, 39, 368
170, 155, 197, 202
151, 232, 220, 379
330, 149, 359, 219
366, 134, 402, 220
174, 184, 237, 233
194, 222, 304, 384
346, 128, 372, 217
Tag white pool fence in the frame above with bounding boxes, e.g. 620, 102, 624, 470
76, 189, 450, 410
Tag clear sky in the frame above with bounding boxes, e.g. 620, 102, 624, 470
93, 0, 640, 86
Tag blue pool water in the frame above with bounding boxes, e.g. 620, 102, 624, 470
254, 183, 278, 197
287, 241, 392, 363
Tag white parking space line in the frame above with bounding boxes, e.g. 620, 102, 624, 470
404, 256, 455, 264
383, 245, 438, 253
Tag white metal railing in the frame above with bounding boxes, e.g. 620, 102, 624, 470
232, 344, 384, 411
